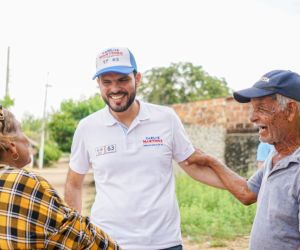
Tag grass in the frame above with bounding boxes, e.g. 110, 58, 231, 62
176, 174, 256, 243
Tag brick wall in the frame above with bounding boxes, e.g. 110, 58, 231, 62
172, 97, 256, 132
171, 97, 259, 174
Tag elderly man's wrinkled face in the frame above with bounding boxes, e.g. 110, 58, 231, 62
250, 96, 289, 144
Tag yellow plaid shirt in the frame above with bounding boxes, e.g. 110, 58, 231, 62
0, 166, 120, 250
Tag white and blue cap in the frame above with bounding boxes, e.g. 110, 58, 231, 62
234, 70, 300, 103
93, 47, 138, 80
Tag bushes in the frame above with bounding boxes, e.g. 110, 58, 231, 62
43, 140, 62, 166
48, 94, 105, 152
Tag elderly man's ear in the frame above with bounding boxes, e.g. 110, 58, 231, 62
286, 102, 298, 122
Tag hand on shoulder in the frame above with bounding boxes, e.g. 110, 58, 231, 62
185, 149, 221, 168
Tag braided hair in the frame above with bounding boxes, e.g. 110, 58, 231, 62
0, 105, 20, 156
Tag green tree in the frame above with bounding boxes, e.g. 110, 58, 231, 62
21, 113, 62, 167
0, 95, 14, 108
138, 62, 231, 105
48, 94, 105, 152
44, 140, 62, 166
21, 113, 42, 141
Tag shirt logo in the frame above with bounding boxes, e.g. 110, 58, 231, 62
95, 144, 116, 156
143, 136, 163, 147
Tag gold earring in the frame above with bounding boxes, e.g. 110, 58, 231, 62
12, 153, 19, 161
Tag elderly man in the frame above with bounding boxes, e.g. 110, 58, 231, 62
187, 69, 300, 250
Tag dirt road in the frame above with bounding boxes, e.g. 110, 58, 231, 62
32, 157, 95, 216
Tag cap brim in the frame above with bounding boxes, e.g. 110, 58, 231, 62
233, 87, 276, 103
92, 66, 135, 80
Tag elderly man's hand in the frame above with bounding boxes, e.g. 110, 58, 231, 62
179, 149, 226, 189
185, 149, 223, 169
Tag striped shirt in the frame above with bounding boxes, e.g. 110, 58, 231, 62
0, 166, 119, 250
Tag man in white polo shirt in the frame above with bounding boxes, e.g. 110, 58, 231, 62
64, 47, 224, 250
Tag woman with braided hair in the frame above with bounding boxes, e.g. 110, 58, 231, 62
0, 105, 32, 168
0, 105, 120, 250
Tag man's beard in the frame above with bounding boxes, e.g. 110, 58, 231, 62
103, 91, 136, 113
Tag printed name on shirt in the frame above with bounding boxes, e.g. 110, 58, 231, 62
143, 136, 163, 147
95, 144, 116, 156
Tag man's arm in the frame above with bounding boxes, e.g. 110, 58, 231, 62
64, 168, 86, 212
179, 152, 226, 189
42, 175, 120, 250
185, 151, 257, 205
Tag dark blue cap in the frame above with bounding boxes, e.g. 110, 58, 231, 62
233, 70, 300, 103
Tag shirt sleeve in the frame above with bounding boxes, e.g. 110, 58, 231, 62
292, 166, 300, 233
170, 109, 195, 162
247, 167, 264, 194
69, 121, 90, 174
30, 174, 120, 250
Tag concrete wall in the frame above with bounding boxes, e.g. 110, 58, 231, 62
225, 133, 259, 174
184, 125, 226, 162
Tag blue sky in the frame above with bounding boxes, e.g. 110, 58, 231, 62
0, 0, 300, 119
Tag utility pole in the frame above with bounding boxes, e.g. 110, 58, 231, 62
38, 73, 51, 169
5, 46, 10, 97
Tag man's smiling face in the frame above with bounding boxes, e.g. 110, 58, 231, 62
97, 72, 139, 113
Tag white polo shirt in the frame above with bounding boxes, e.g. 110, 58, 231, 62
70, 101, 194, 250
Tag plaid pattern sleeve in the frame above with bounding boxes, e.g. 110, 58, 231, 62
0, 166, 120, 250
